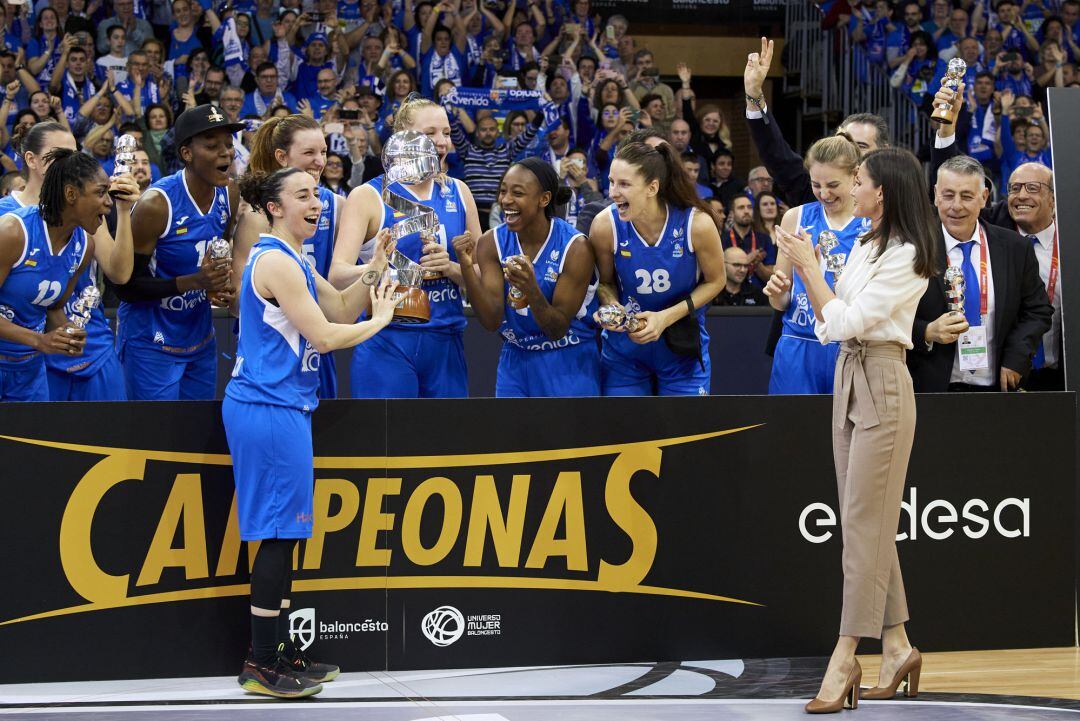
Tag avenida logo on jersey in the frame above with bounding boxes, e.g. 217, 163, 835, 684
421, 605, 503, 647
288, 607, 389, 651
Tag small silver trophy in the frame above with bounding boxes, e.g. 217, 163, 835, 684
817, 230, 846, 279
381, 130, 443, 279
65, 285, 101, 334
208, 237, 231, 263
597, 304, 643, 333
504, 257, 528, 309
110, 134, 138, 197
931, 58, 967, 124
944, 266, 966, 313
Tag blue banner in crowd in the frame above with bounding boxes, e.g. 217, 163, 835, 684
447, 87, 544, 112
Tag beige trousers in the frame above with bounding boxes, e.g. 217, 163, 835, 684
832, 340, 915, 639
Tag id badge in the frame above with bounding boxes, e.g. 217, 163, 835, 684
958, 325, 989, 371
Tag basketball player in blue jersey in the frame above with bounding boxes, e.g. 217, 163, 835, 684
331, 94, 483, 398
231, 115, 342, 399
0, 150, 124, 401
116, 105, 245, 401
0, 122, 140, 401
455, 158, 600, 397
767, 135, 866, 395
588, 141, 725, 396
226, 167, 398, 698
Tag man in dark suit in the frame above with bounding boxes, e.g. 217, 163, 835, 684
928, 83, 1018, 232
907, 155, 1053, 392
742, 37, 891, 207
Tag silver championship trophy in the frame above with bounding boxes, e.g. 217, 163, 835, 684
110, 134, 138, 197
944, 266, 966, 313
65, 285, 101, 334
931, 58, 967, 124
817, 230, 846, 279
208, 237, 231, 263
381, 130, 443, 281
597, 304, 644, 333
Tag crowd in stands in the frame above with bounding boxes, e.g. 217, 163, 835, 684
824, 0, 1065, 191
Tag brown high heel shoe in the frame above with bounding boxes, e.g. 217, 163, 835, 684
862, 648, 922, 700
805, 659, 861, 714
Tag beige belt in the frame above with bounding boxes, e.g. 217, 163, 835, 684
836, 341, 905, 430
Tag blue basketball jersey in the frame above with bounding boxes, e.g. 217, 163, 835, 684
303, 186, 337, 279
781, 202, 869, 341
118, 169, 232, 354
0, 205, 88, 366
0, 191, 24, 215
604, 204, 707, 352
494, 217, 597, 351
226, 235, 320, 412
364, 175, 467, 333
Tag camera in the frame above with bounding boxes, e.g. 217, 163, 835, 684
628, 108, 641, 124
1014, 105, 1034, 117
1003, 51, 1020, 63
339, 108, 360, 120
640, 67, 659, 78
309, 11, 323, 21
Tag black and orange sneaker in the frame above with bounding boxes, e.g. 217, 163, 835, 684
238, 648, 323, 698
282, 637, 341, 683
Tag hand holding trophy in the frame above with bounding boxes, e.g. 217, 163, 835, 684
596, 303, 644, 333
110, 134, 138, 197
65, 285, 101, 335
931, 58, 967, 125
944, 265, 965, 314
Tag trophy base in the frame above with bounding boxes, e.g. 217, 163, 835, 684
391, 286, 431, 324
930, 107, 956, 124
421, 271, 444, 281
507, 292, 529, 310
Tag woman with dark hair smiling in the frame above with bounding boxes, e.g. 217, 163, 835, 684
766, 148, 938, 713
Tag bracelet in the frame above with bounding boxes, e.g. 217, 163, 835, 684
685, 297, 695, 315
745, 92, 765, 107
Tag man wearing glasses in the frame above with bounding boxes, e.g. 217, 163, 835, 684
715, 247, 767, 307
1007, 164, 1063, 390
241, 62, 297, 117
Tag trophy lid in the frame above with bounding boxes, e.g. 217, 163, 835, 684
79, 285, 102, 309
114, 134, 138, 153
944, 266, 965, 283
947, 57, 967, 75
382, 130, 441, 186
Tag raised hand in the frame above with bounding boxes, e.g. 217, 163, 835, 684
745, 36, 773, 99
451, 231, 475, 267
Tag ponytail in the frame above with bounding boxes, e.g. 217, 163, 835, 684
239, 166, 304, 225
39, 148, 104, 226
247, 114, 321, 175
17, 121, 69, 162
394, 92, 441, 132
614, 141, 718, 226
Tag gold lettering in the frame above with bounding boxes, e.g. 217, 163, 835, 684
597, 448, 660, 588
304, 479, 360, 570
136, 474, 209, 587
59, 453, 145, 604
463, 474, 530, 567
524, 471, 588, 571
356, 477, 401, 567
402, 477, 463, 566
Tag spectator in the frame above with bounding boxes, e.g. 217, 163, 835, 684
746, 165, 774, 200
629, 49, 674, 119
344, 118, 381, 187
725, 192, 775, 288
998, 90, 1051, 188
141, 102, 173, 171
27, 7, 64, 84
0, 110, 36, 171
678, 64, 732, 170
753, 190, 781, 236
1005, 162, 1061, 390
936, 7, 970, 54
994, 47, 1035, 96
49, 43, 98, 125
304, 67, 340, 120
97, 26, 131, 86
706, 196, 727, 230
709, 149, 745, 210
887, 2, 924, 68
419, 21, 467, 97
0, 52, 40, 119
994, 0, 1041, 61
0, 170, 25, 197
639, 92, 668, 136
168, 0, 209, 64
889, 30, 943, 107
194, 65, 226, 107
560, 146, 603, 230
849, 0, 894, 67
923, 0, 952, 45
242, 62, 298, 117
715, 247, 767, 307
177, 48, 213, 99
681, 151, 713, 200
321, 151, 352, 197
97, 0, 155, 56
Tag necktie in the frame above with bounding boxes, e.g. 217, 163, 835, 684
1028, 235, 1046, 369
958, 240, 981, 327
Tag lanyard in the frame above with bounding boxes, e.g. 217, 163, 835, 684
729, 229, 755, 253
1046, 226, 1059, 304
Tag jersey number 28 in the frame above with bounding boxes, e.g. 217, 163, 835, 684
634, 268, 671, 294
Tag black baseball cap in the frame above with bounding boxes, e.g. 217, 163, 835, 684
174, 104, 245, 148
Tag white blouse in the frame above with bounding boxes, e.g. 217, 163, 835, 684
814, 237, 929, 349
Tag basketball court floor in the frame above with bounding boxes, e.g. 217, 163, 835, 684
1, 648, 1077, 720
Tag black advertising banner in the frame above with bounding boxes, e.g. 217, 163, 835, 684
588, 0, 783, 25
0, 394, 1074, 683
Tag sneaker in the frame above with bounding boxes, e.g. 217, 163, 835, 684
282, 637, 341, 682
238, 650, 323, 698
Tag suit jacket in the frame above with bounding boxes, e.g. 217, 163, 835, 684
746, 109, 817, 208
929, 135, 1018, 232
907, 221, 1054, 392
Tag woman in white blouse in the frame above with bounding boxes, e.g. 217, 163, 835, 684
765, 148, 939, 714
